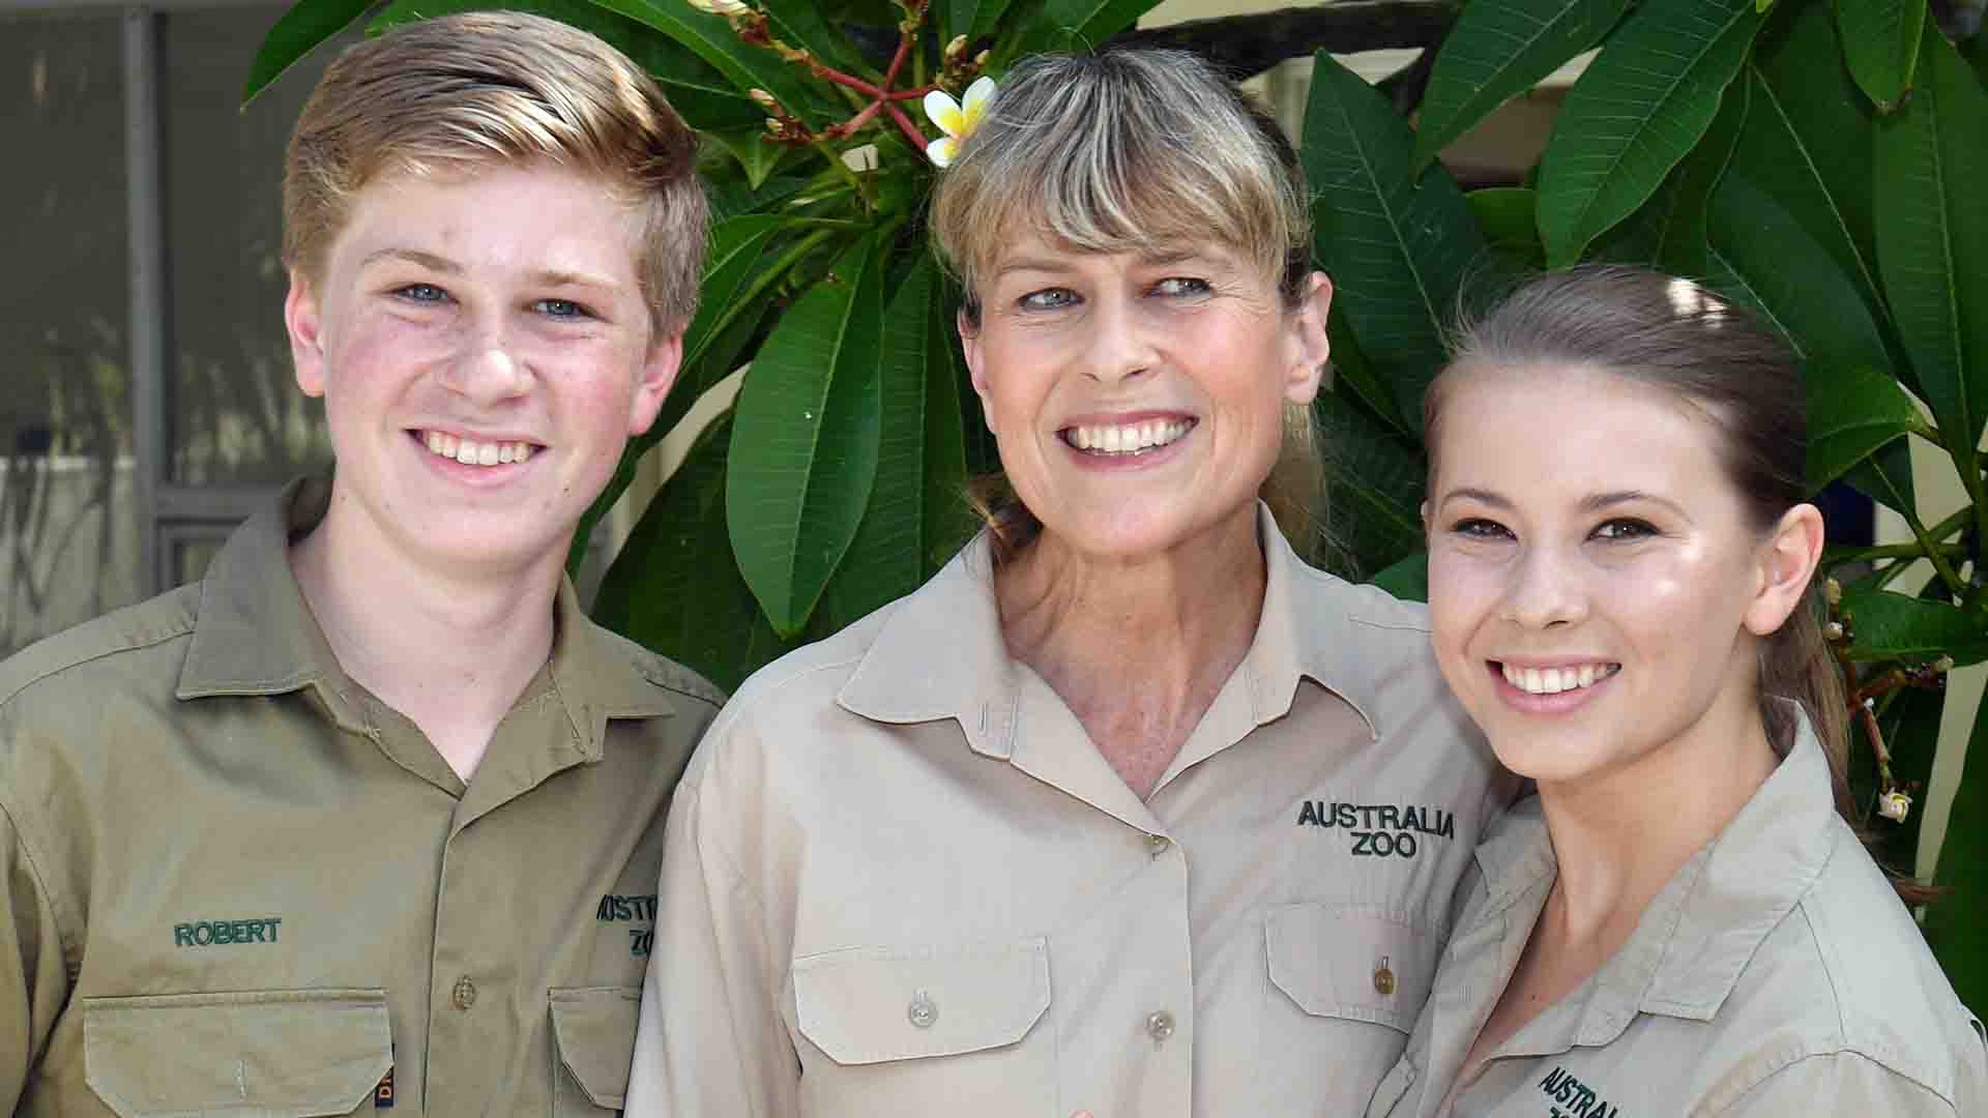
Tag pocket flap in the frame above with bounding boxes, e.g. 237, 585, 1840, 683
82, 988, 391, 1117
792, 938, 1051, 1066
1267, 903, 1438, 1033
549, 985, 642, 1109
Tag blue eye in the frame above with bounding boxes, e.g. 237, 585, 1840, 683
1152, 277, 1211, 297
533, 298, 594, 320
1018, 288, 1079, 311
1592, 518, 1657, 542
395, 283, 450, 304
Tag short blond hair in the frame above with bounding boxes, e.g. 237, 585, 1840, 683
283, 11, 706, 334
930, 49, 1309, 317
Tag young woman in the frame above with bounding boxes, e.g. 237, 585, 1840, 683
626, 50, 1511, 1117
1369, 266, 1987, 1116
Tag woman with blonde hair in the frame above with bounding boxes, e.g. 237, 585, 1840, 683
626, 49, 1509, 1116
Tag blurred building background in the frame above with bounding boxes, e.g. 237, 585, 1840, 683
0, 0, 1572, 657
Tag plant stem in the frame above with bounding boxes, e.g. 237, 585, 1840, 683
886, 101, 927, 149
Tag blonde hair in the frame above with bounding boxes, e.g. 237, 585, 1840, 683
282, 11, 707, 334
935, 50, 1325, 560
930, 49, 1311, 321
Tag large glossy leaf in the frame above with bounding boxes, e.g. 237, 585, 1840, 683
1838, 587, 1988, 665
593, 415, 798, 693
1025, 0, 1162, 51
1535, 0, 1762, 266
1593, 72, 1749, 275
1303, 52, 1486, 431
948, 0, 1019, 40
588, 0, 827, 126
1313, 389, 1426, 581
1467, 187, 1546, 273
1835, 0, 1927, 111
1925, 680, 1988, 1011
1325, 302, 1410, 436
727, 235, 886, 636
1705, 172, 1893, 379
243, 0, 371, 103
1873, 24, 1988, 452
813, 258, 973, 630
1368, 551, 1429, 603
1413, 0, 1630, 169
1841, 434, 1917, 518
1730, 61, 1889, 344
1754, 2, 1880, 271
370, 0, 763, 130
1804, 364, 1922, 490
757, 0, 866, 74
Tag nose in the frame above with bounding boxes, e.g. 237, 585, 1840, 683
1083, 291, 1159, 386
1501, 545, 1588, 630
438, 312, 533, 405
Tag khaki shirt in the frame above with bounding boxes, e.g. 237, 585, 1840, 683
1367, 717, 1988, 1118
627, 508, 1512, 1117
0, 479, 723, 1116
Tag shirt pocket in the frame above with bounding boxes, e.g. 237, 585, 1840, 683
790, 937, 1055, 1113
80, 988, 391, 1117
1266, 901, 1440, 1034
549, 985, 641, 1115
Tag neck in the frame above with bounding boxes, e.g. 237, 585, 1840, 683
995, 505, 1267, 796
288, 487, 563, 782
1533, 686, 1779, 945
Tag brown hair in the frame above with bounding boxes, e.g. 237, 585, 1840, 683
283, 11, 707, 334
1428, 265, 1853, 818
933, 49, 1322, 559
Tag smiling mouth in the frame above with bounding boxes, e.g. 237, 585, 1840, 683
1495, 661, 1621, 695
1059, 417, 1196, 456
416, 429, 541, 467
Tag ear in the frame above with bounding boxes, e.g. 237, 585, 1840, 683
958, 307, 995, 424
285, 272, 328, 398
627, 329, 685, 436
1283, 271, 1332, 406
1744, 503, 1827, 637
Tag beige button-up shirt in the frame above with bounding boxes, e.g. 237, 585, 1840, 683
627, 509, 1511, 1116
0, 480, 723, 1115
1367, 717, 1988, 1118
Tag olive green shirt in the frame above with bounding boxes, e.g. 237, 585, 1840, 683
0, 480, 722, 1116
1366, 715, 1988, 1118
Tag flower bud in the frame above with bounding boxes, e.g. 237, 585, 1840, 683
1824, 577, 1842, 605
686, 0, 752, 15
1877, 790, 1912, 823
749, 88, 781, 110
1823, 621, 1844, 641
944, 34, 968, 63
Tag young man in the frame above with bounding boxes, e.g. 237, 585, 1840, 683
0, 12, 717, 1113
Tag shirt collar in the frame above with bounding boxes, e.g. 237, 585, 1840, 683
835, 503, 1383, 752
177, 476, 677, 755
1469, 708, 1842, 1042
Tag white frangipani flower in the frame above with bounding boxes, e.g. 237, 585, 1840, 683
922, 76, 995, 168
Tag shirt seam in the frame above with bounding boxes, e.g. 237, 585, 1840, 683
0, 618, 194, 709
0, 792, 77, 977
1699, 1049, 1958, 1116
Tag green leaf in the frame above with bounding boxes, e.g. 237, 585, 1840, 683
1313, 389, 1426, 581
1925, 678, 1988, 1011
1467, 187, 1546, 272
1841, 434, 1917, 518
1835, 0, 1927, 111
370, 0, 764, 130
593, 414, 799, 692
1705, 172, 1894, 379
1302, 52, 1487, 431
1413, 0, 1631, 169
948, 0, 1019, 41
727, 235, 887, 635
1368, 551, 1429, 602
588, 0, 827, 126
1804, 364, 1922, 490
1325, 302, 1410, 436
1535, 0, 1763, 266
757, 0, 867, 74
1592, 73, 1749, 275
1839, 587, 1988, 665
1873, 23, 1988, 452
813, 258, 973, 629
712, 129, 788, 189
1025, 0, 1162, 50
243, 0, 371, 104
1730, 59, 1890, 346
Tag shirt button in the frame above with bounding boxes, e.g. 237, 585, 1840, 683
907, 991, 938, 1029
1145, 833, 1172, 857
452, 976, 477, 1011
1373, 960, 1397, 997
1146, 1010, 1175, 1043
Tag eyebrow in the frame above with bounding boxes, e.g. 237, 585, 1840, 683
990, 246, 1227, 281
360, 248, 619, 291
1437, 487, 1687, 517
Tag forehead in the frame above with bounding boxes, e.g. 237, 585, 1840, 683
1433, 363, 1730, 497
331, 161, 645, 274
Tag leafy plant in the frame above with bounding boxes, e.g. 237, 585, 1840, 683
252, 0, 1988, 998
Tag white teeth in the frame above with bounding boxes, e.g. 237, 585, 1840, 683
1066, 419, 1193, 455
422, 432, 536, 468
1501, 662, 1618, 696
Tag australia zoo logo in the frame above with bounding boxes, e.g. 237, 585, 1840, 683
1294, 800, 1456, 858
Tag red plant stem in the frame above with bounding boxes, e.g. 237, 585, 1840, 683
826, 99, 887, 138
886, 101, 927, 149
883, 26, 914, 86
889, 86, 936, 100
814, 65, 884, 97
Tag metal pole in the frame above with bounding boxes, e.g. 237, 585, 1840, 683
123, 6, 168, 593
